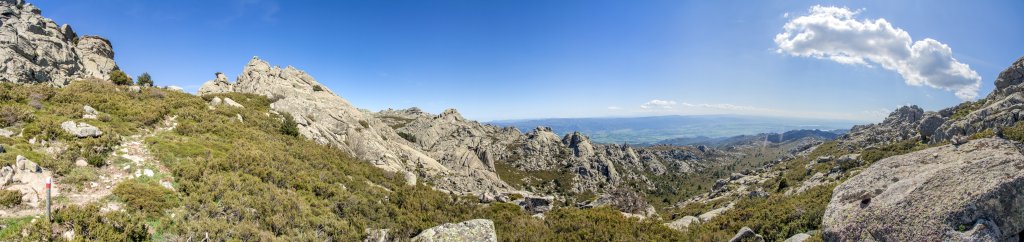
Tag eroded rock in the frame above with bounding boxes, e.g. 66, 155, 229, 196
823, 138, 1024, 241
411, 219, 497, 242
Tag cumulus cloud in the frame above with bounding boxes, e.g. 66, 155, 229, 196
775, 5, 981, 100
640, 100, 677, 109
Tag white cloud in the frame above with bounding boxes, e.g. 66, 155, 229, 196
775, 5, 981, 100
607, 106, 622, 110
640, 100, 677, 109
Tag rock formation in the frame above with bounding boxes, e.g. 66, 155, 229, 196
823, 138, 1024, 241
411, 219, 497, 242
0, 0, 119, 85
198, 57, 511, 194
60, 121, 102, 138
838, 105, 925, 149
932, 56, 1024, 142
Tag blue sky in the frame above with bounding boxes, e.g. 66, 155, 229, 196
33, 0, 1024, 122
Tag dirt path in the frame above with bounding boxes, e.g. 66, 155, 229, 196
0, 116, 178, 217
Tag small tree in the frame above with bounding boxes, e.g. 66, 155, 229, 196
109, 70, 133, 86
137, 72, 153, 86
280, 113, 300, 137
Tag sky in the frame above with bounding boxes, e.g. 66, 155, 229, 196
32, 0, 1024, 122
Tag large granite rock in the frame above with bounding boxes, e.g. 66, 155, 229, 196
664, 216, 700, 232
197, 72, 233, 95
0, 1, 118, 85
823, 138, 1024, 241
411, 219, 497, 242
60, 121, 102, 138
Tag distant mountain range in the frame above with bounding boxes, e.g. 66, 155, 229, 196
487, 115, 863, 144
655, 129, 847, 147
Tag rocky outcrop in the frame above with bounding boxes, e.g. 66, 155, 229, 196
664, 216, 700, 232
411, 219, 497, 242
197, 73, 233, 95
74, 36, 118, 80
60, 121, 102, 138
0, 1, 119, 85
823, 138, 1024, 241
199, 57, 508, 194
518, 195, 554, 214
838, 105, 924, 149
932, 56, 1024, 142
729, 227, 764, 242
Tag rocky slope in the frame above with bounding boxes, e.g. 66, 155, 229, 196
0, 0, 118, 85
198, 58, 820, 213
823, 138, 1024, 241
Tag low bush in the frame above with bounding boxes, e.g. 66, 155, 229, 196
0, 190, 22, 208
113, 180, 178, 215
109, 70, 133, 86
136, 72, 154, 87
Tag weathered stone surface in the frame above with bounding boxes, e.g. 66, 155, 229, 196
0, 1, 118, 85
82, 105, 97, 119
664, 216, 699, 232
839, 105, 924, 149
222, 97, 243, 108
15, 155, 38, 173
411, 219, 497, 242
823, 138, 1024, 241
917, 112, 945, 139
932, 55, 1024, 143
74, 36, 118, 80
197, 72, 233, 95
783, 233, 811, 242
518, 196, 554, 214
60, 121, 102, 138
363, 229, 389, 242
729, 227, 764, 242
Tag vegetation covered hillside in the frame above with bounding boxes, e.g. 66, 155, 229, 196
0, 80, 686, 241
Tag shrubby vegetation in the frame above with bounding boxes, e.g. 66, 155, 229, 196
4, 78, 949, 241
109, 70, 133, 86
0, 190, 21, 208
1, 80, 690, 240
949, 99, 987, 120
113, 180, 178, 215
136, 72, 154, 87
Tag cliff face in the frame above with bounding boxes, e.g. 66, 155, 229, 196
0, 0, 118, 85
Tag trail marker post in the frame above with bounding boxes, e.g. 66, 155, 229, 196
45, 177, 51, 221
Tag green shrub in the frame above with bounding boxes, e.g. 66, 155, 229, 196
136, 72, 154, 87
0, 104, 33, 127
398, 132, 417, 143
51, 204, 150, 241
312, 85, 323, 92
109, 70, 133, 86
950, 100, 986, 120
280, 113, 299, 136
0, 190, 22, 208
113, 180, 177, 215
1003, 122, 1024, 142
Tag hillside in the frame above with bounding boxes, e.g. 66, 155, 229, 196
1, 1, 1023, 241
